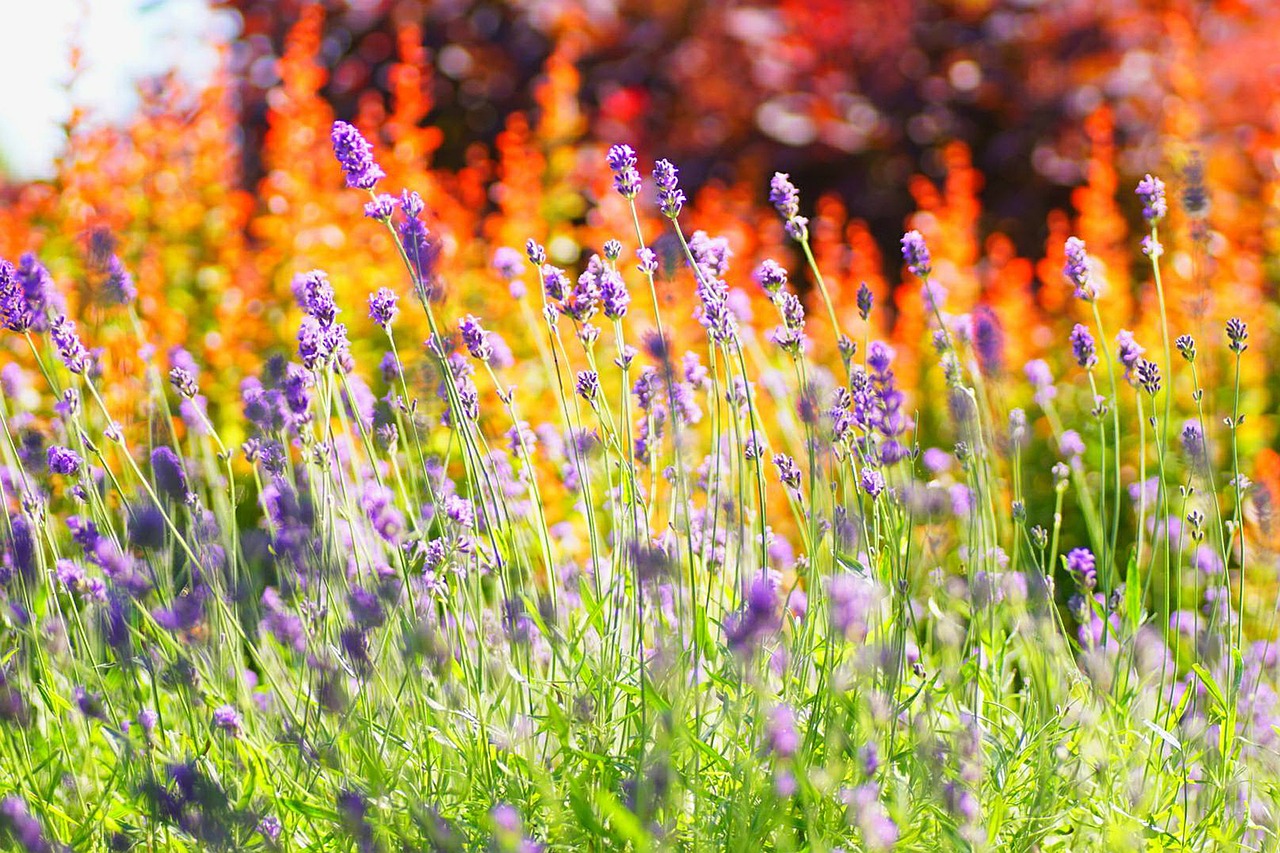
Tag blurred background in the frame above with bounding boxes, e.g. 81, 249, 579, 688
0, 0, 1278, 428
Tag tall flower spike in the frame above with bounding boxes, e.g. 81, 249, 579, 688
900, 230, 932, 278
1135, 173, 1167, 224
653, 159, 685, 219
50, 315, 91, 374
368, 288, 399, 328
769, 172, 809, 240
606, 144, 641, 199
0, 260, 31, 333
1063, 237, 1095, 301
330, 120, 385, 190
857, 282, 873, 321
1070, 324, 1097, 369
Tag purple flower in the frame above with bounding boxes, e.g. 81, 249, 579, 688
606, 143, 641, 198
1024, 359, 1056, 405
151, 446, 188, 502
754, 259, 788, 294
769, 172, 801, 220
1059, 430, 1085, 462
1226, 317, 1248, 353
653, 159, 685, 219
46, 445, 82, 476
765, 704, 800, 758
293, 270, 337, 326
1135, 173, 1167, 224
1181, 420, 1206, 468
0, 260, 31, 333
1115, 330, 1145, 382
599, 269, 630, 319
17, 254, 63, 332
363, 193, 396, 221
212, 703, 242, 736
459, 315, 492, 361
575, 370, 600, 402
1063, 236, 1094, 300
103, 255, 136, 305
1069, 323, 1097, 369
50, 315, 91, 374
860, 467, 886, 498
1066, 547, 1096, 590
773, 453, 801, 490
493, 246, 524, 280
399, 203, 441, 297
330, 120, 385, 190
0, 796, 54, 853
1135, 358, 1161, 395
525, 239, 546, 265
368, 288, 398, 327
857, 281, 873, 321
169, 366, 199, 398
636, 247, 658, 276
900, 229, 932, 278
972, 306, 1004, 375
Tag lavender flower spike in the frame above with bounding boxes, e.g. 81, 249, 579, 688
368, 288, 399, 328
900, 230, 932, 278
1135, 173, 1167, 224
1063, 237, 1095, 301
653, 159, 685, 219
1069, 323, 1097, 369
0, 260, 31, 333
606, 144, 641, 199
330, 120, 385, 190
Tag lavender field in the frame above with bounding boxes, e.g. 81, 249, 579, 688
2, 2, 1280, 851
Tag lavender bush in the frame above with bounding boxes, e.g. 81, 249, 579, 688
0, 127, 1273, 851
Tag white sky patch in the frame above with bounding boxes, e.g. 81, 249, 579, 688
0, 0, 234, 180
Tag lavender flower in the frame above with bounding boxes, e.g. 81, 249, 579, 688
363, 193, 396, 221
50, 315, 91, 374
368, 288, 399, 328
525, 239, 546, 265
212, 704, 242, 736
103, 255, 136, 304
599, 269, 630, 319
754, 259, 788, 294
330, 120, 385, 189
575, 370, 600, 402
16, 254, 63, 331
900, 229, 932, 278
769, 172, 809, 240
493, 246, 524, 281
972, 306, 1004, 375
1063, 237, 1095, 300
1175, 334, 1196, 362
0, 796, 54, 853
860, 467, 886, 499
169, 366, 199, 398
636, 247, 658, 276
606, 144, 641, 198
1135, 358, 1161, 395
151, 447, 188, 502
773, 453, 801, 490
46, 446, 82, 477
1226, 318, 1248, 353
1070, 324, 1097, 369
653, 159, 685, 219
0, 260, 31, 333
1066, 547, 1096, 590
459, 316, 492, 361
1115, 330, 1145, 382
1136, 173, 1167, 224
765, 705, 800, 759
857, 281, 873, 321
294, 270, 337, 326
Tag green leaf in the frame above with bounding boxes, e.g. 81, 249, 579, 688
1124, 550, 1141, 630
